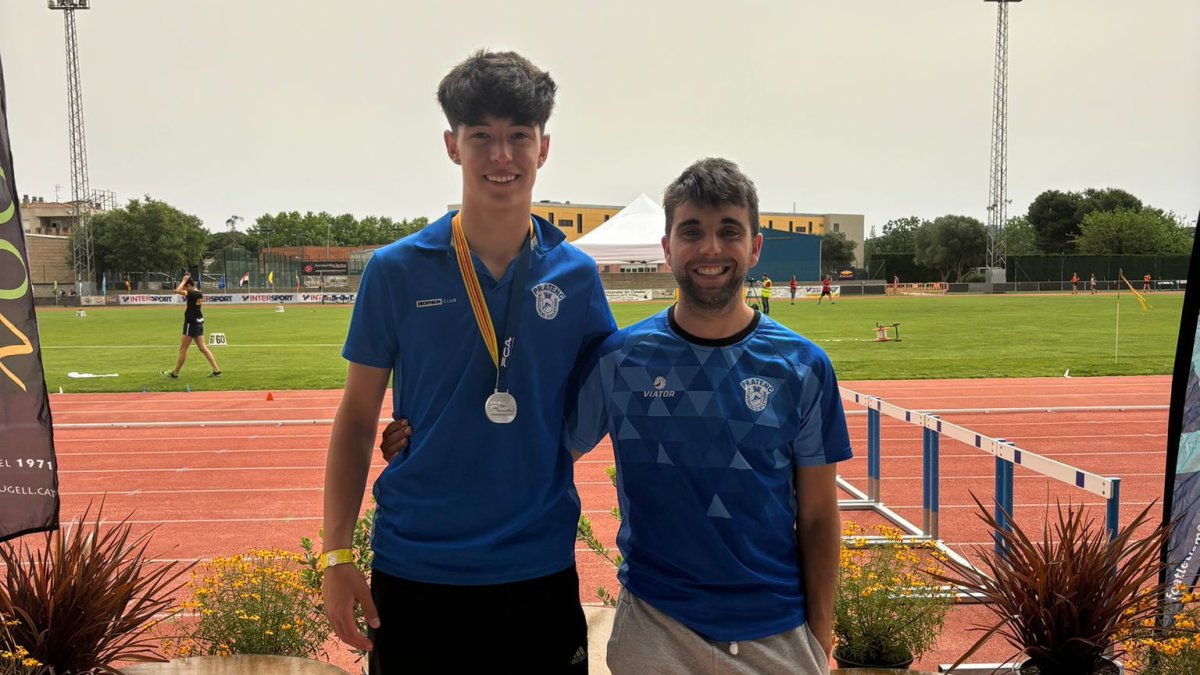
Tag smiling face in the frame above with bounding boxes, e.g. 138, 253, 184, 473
444, 116, 549, 212
663, 202, 762, 313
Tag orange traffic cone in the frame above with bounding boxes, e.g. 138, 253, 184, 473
266, 392, 274, 401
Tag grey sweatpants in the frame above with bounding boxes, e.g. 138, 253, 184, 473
606, 589, 830, 675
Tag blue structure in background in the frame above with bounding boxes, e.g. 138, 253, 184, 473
753, 230, 822, 282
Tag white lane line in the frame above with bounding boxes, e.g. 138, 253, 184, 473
839, 450, 1165, 460
55, 406, 341, 415
876, 472, 1165, 480
60, 487, 342, 495
56, 446, 328, 456
59, 464, 385, 474
75, 517, 324, 524
43, 344, 345, 349
56, 434, 332, 442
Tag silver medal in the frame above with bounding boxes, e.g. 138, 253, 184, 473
484, 391, 517, 424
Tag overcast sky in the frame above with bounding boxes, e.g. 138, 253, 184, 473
3, 1, 1197, 237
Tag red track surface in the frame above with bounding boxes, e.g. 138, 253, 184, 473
39, 375, 1170, 670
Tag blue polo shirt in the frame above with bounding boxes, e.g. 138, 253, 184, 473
565, 308, 852, 641
343, 211, 615, 585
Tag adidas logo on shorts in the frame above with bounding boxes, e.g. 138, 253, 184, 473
571, 645, 587, 665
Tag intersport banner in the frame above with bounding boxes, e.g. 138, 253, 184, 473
0, 53, 60, 542
118, 292, 356, 305
1164, 217, 1200, 615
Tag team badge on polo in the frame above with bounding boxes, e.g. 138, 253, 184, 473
740, 377, 775, 412
532, 283, 565, 320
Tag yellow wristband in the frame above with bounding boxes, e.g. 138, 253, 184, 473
321, 549, 354, 569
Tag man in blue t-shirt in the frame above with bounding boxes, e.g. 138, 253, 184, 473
567, 159, 851, 673
322, 50, 615, 674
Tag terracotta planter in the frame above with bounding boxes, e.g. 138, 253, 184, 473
832, 647, 914, 670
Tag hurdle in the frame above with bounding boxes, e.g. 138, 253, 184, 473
873, 322, 901, 342
839, 387, 1123, 558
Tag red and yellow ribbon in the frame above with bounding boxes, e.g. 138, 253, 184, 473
450, 213, 533, 369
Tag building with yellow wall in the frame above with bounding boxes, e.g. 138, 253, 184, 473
449, 199, 866, 268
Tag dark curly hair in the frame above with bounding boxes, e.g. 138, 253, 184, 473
437, 50, 557, 131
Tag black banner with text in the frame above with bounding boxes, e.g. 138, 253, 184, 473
0, 53, 60, 542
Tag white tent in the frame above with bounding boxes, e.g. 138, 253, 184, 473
571, 193, 666, 264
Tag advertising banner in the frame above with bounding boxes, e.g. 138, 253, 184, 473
1163, 225, 1200, 615
0, 54, 59, 542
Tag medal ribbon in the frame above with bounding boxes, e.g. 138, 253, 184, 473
450, 213, 534, 387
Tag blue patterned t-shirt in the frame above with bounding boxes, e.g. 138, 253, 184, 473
565, 307, 852, 641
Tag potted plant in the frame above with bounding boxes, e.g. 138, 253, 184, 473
0, 500, 192, 673
933, 496, 1175, 675
833, 521, 951, 669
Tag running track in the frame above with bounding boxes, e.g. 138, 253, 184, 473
35, 375, 1171, 669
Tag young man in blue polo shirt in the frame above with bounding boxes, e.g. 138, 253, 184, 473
566, 158, 851, 673
322, 50, 615, 673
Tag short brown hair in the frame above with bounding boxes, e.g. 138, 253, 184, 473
662, 158, 759, 237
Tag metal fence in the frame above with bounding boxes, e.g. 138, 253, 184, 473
204, 248, 307, 290
1007, 255, 1190, 282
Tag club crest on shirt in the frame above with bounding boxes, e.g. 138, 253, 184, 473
532, 283, 565, 320
740, 377, 775, 413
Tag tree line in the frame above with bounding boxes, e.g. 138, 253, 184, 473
865, 188, 1194, 282
69, 198, 429, 279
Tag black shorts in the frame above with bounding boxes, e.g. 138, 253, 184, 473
369, 564, 588, 673
182, 319, 204, 337
820, 289, 832, 297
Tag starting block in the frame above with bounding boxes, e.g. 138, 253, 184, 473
874, 322, 901, 342
75, 309, 86, 318
208, 332, 227, 347
275, 305, 285, 313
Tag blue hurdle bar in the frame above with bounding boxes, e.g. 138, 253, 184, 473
1107, 478, 1121, 542
994, 439, 1014, 557
867, 406, 881, 501
923, 416, 940, 539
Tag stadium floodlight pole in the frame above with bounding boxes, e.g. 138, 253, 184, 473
984, 0, 1021, 277
49, 0, 94, 294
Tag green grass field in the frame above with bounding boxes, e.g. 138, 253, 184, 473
34, 292, 1183, 393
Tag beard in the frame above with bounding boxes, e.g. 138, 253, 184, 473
673, 262, 747, 313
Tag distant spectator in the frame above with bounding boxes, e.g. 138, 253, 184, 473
789, 274, 798, 304
1089, 273, 1098, 295
1071, 272, 1079, 296
818, 276, 835, 305
760, 274, 772, 315
1143, 273, 1152, 292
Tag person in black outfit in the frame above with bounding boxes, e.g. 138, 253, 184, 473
163, 273, 221, 378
